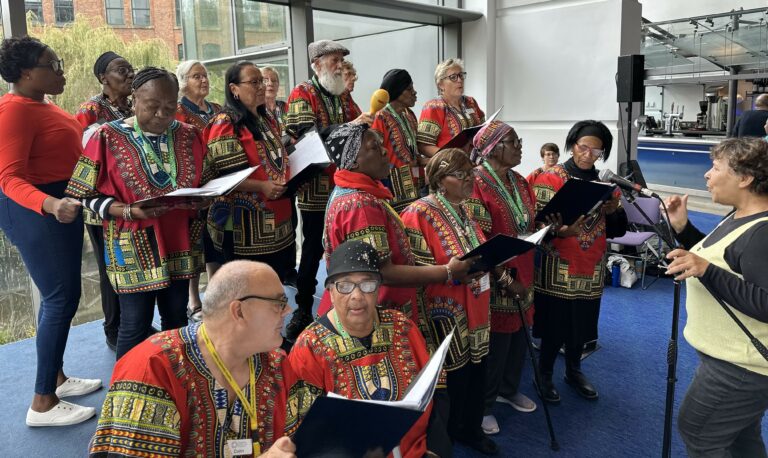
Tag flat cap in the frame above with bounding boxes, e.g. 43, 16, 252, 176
308, 39, 349, 63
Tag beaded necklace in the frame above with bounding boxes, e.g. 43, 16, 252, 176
385, 104, 418, 159
482, 162, 530, 234
435, 192, 481, 250
132, 118, 177, 188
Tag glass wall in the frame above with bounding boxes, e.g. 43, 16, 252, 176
313, 10, 441, 114
206, 56, 290, 106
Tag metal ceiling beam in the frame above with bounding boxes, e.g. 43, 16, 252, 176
643, 7, 766, 28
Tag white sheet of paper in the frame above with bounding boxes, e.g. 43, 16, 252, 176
164, 166, 258, 197
288, 130, 330, 180
522, 224, 552, 245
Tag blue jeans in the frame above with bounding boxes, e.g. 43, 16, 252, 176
116, 279, 189, 359
0, 182, 83, 395
679, 352, 768, 458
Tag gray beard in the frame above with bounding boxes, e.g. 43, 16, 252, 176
317, 71, 345, 96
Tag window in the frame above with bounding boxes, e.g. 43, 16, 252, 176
177, 44, 184, 60
235, 1, 288, 51
267, 4, 283, 30
175, 0, 181, 27
105, 0, 124, 25
24, 0, 43, 24
132, 0, 150, 26
241, 0, 261, 29
201, 43, 221, 60
199, 0, 219, 28
54, 0, 74, 25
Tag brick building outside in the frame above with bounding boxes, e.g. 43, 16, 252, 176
25, 0, 184, 59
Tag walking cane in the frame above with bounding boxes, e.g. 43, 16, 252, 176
515, 295, 560, 451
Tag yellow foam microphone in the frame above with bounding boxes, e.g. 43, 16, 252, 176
369, 89, 390, 116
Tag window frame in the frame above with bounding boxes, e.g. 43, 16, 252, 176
53, 0, 74, 25
104, 0, 125, 26
131, 0, 151, 27
24, 0, 44, 25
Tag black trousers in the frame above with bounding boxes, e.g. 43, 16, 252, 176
85, 223, 121, 341
219, 231, 294, 282
446, 358, 488, 441
534, 291, 601, 376
679, 353, 768, 458
484, 329, 528, 414
295, 210, 325, 311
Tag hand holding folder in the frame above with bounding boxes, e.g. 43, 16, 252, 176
292, 330, 455, 457
438, 106, 503, 151
133, 166, 258, 206
534, 178, 617, 226
283, 129, 332, 198
460, 225, 551, 274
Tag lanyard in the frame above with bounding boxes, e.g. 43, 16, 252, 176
132, 118, 178, 188
199, 323, 261, 456
385, 104, 418, 158
332, 309, 351, 339
436, 193, 481, 249
482, 162, 530, 234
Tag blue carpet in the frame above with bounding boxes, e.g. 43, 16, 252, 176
1, 211, 763, 457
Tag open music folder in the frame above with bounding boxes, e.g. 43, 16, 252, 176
283, 128, 332, 198
461, 225, 551, 274
438, 106, 503, 150
534, 178, 617, 226
292, 330, 454, 458
133, 166, 258, 206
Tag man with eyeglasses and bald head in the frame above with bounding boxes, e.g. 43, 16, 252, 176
90, 260, 308, 458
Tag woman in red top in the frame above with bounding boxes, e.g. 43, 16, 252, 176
0, 37, 101, 427
203, 62, 294, 279
417, 58, 485, 156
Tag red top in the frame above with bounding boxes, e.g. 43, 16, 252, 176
0, 93, 82, 213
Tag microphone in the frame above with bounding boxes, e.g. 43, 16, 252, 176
598, 168, 658, 198
369, 89, 390, 115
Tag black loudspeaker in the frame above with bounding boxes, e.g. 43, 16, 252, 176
616, 54, 645, 103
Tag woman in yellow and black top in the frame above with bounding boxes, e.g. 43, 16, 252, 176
664, 137, 768, 458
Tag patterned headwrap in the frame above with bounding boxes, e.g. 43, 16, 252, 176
470, 120, 513, 165
323, 123, 368, 170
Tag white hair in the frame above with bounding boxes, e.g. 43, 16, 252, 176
175, 60, 205, 95
434, 58, 464, 89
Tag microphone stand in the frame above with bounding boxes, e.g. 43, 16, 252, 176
618, 189, 679, 458
515, 296, 559, 451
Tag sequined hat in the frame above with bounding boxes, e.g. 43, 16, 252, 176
308, 39, 350, 63
325, 240, 382, 286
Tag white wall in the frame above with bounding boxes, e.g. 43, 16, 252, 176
463, 0, 642, 176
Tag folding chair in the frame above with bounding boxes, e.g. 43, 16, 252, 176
607, 195, 664, 289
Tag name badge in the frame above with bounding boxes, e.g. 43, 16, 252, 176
478, 273, 491, 293
227, 439, 253, 456
465, 108, 475, 115
411, 167, 421, 179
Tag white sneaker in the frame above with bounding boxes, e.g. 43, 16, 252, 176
481, 414, 500, 435
26, 400, 96, 427
55, 377, 102, 398
496, 393, 537, 413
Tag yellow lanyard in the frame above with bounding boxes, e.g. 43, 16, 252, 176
199, 324, 261, 456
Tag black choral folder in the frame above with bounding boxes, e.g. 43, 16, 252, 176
292, 330, 454, 458
460, 226, 550, 274
534, 178, 616, 226
438, 106, 502, 151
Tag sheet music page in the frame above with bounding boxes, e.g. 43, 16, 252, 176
288, 130, 330, 180
164, 166, 258, 196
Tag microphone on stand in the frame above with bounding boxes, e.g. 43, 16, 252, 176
369, 89, 390, 116
598, 168, 658, 198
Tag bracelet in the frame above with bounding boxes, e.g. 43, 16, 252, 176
122, 204, 133, 221
444, 264, 453, 284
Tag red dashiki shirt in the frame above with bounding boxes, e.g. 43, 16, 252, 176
417, 96, 485, 148
467, 165, 537, 333
371, 105, 424, 212
318, 170, 417, 317
90, 323, 307, 457
203, 111, 293, 256
74, 94, 134, 226
288, 309, 431, 458
175, 97, 222, 131
284, 76, 362, 212
66, 118, 208, 293
400, 197, 491, 370
529, 164, 617, 300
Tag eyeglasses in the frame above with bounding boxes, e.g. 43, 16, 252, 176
332, 280, 380, 295
111, 66, 134, 77
238, 79, 265, 88
441, 72, 467, 82
189, 73, 208, 81
446, 169, 476, 181
237, 294, 289, 312
574, 143, 605, 159
36, 59, 64, 73
499, 138, 523, 150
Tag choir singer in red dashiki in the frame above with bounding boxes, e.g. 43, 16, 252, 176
317, 122, 479, 318
465, 121, 539, 436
